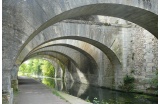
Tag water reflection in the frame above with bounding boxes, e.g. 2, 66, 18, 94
37, 77, 158, 104
41, 78, 55, 89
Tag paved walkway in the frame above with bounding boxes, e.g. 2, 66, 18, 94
14, 76, 70, 104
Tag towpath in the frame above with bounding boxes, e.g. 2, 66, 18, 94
14, 76, 70, 104
14, 76, 91, 104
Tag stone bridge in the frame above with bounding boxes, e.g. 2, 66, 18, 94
3, 0, 158, 103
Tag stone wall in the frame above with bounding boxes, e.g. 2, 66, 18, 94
121, 27, 158, 93
2, 1, 158, 104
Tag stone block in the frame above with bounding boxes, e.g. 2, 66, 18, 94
2, 88, 13, 104
2, 73, 11, 92
147, 63, 154, 67
145, 73, 155, 78
145, 67, 152, 72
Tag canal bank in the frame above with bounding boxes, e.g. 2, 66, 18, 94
35, 76, 158, 104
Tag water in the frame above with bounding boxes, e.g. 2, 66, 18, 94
36, 77, 158, 104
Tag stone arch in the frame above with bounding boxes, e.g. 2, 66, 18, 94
27, 37, 122, 71
27, 45, 99, 74
22, 55, 66, 78
2, 0, 158, 100
16, 21, 123, 65
16, 3, 158, 62
27, 44, 116, 86
28, 43, 99, 70
26, 50, 94, 85
26, 39, 120, 83
25, 54, 68, 68
24, 54, 89, 91
25, 51, 78, 68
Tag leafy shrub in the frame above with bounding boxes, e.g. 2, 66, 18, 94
150, 70, 158, 88
124, 75, 135, 84
119, 74, 135, 92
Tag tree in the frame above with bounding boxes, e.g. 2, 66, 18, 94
19, 58, 55, 78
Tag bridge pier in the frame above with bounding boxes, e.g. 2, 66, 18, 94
2, 88, 13, 104
11, 80, 18, 91
11, 66, 19, 91
2, 70, 13, 104
54, 63, 63, 78
2, 0, 158, 102
2, 65, 19, 104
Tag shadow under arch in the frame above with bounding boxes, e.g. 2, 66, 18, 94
16, 3, 158, 62
27, 43, 98, 74
28, 36, 122, 70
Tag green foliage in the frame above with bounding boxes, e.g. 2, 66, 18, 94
52, 89, 66, 101
42, 78, 55, 88
119, 74, 135, 92
93, 98, 100, 104
18, 59, 55, 78
150, 70, 158, 88
19, 64, 26, 75
41, 60, 55, 77
124, 75, 135, 84
32, 59, 42, 75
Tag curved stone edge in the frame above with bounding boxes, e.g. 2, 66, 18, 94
52, 89, 92, 104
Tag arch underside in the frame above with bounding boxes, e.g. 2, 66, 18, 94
27, 46, 99, 74
24, 55, 67, 70
16, 3, 157, 88
16, 3, 157, 64
2, 0, 158, 98
27, 38, 122, 69
3, 0, 157, 71
12, 0, 159, 91
16, 22, 123, 65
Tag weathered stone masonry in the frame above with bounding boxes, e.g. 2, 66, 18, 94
3, 0, 158, 103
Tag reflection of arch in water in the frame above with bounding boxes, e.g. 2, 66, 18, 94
16, 3, 158, 63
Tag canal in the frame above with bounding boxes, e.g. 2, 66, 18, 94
34, 77, 158, 104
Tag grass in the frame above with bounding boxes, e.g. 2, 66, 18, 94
52, 89, 70, 103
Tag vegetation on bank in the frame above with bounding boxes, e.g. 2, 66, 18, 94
119, 74, 135, 92
150, 70, 158, 88
149, 70, 158, 94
